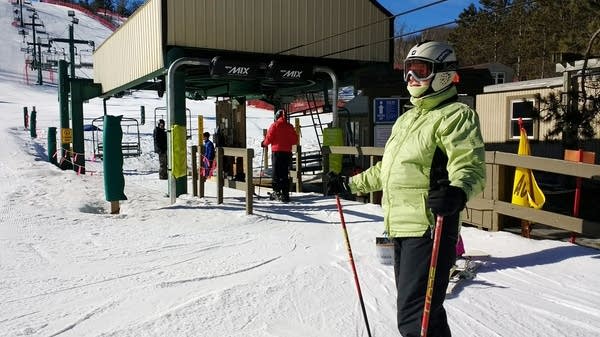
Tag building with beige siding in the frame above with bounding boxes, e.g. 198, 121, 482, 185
476, 58, 600, 162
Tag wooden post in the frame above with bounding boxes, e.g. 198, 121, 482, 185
217, 147, 223, 204
295, 144, 302, 192
520, 220, 532, 238
245, 148, 253, 214
322, 146, 330, 195
110, 201, 120, 214
490, 154, 502, 231
191, 145, 198, 197
23, 106, 29, 129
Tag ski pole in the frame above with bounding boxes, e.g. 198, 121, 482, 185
420, 213, 444, 337
257, 146, 265, 197
335, 195, 372, 337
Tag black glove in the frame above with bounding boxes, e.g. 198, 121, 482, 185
427, 180, 467, 216
260, 141, 267, 148
326, 172, 353, 199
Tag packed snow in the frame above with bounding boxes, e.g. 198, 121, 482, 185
1, 1, 600, 337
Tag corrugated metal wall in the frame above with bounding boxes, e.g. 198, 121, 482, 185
476, 87, 560, 143
165, 0, 389, 62
94, 0, 163, 94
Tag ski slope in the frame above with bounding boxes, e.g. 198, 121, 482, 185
1, 1, 600, 337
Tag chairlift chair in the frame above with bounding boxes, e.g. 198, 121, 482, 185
91, 116, 142, 159
153, 106, 193, 139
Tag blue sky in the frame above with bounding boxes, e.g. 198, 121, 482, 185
377, 0, 477, 34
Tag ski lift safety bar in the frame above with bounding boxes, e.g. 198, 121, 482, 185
166, 57, 339, 204
208, 57, 339, 125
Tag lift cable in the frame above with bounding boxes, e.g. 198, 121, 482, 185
274, 0, 448, 55
319, 21, 457, 58
318, 1, 537, 59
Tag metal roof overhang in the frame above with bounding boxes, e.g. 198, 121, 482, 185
94, 0, 394, 101
106, 46, 390, 102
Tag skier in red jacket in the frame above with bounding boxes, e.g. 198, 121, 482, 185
261, 110, 298, 202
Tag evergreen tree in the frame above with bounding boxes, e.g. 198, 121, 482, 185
449, 0, 600, 80
115, 0, 127, 16
128, 0, 144, 16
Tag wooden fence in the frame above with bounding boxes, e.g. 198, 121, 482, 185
322, 146, 600, 237
211, 147, 254, 214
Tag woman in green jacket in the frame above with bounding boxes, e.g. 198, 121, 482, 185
331, 41, 486, 336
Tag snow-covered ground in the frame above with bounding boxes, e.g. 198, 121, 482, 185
1, 1, 600, 337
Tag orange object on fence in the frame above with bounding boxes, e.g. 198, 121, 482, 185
564, 149, 596, 243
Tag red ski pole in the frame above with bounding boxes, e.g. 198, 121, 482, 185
335, 195, 372, 337
420, 214, 444, 337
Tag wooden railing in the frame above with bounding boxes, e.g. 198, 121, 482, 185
322, 146, 600, 237
190, 146, 254, 214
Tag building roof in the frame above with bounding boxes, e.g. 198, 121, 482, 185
483, 77, 563, 93
93, 0, 394, 99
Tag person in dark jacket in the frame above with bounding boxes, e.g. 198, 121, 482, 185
153, 119, 168, 180
202, 132, 215, 178
261, 110, 298, 202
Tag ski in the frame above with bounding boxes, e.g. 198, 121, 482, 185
266, 191, 290, 203
446, 251, 489, 295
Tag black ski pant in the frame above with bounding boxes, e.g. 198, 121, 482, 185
271, 151, 291, 197
158, 152, 168, 179
393, 212, 459, 337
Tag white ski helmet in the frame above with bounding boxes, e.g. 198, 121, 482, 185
404, 41, 458, 93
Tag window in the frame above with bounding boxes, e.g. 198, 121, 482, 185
491, 71, 505, 84
510, 99, 536, 139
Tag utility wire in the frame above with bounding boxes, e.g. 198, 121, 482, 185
319, 21, 457, 58
274, 0, 448, 55
318, 1, 537, 59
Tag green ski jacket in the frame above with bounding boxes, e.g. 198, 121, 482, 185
348, 86, 486, 237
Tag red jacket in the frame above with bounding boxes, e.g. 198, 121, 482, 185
263, 117, 298, 152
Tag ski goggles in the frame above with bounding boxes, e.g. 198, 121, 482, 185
404, 59, 435, 82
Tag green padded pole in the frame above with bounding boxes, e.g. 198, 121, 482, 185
58, 60, 71, 170
70, 80, 85, 174
102, 115, 127, 202
47, 127, 57, 165
29, 107, 37, 138
173, 70, 187, 197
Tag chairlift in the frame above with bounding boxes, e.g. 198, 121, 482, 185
153, 106, 193, 139
76, 52, 93, 68
91, 116, 142, 159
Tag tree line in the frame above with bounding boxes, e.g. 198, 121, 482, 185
393, 0, 600, 149
395, 0, 600, 81
57, 0, 144, 17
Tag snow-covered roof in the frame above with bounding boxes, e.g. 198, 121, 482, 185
483, 76, 563, 93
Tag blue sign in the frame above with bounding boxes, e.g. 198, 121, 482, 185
373, 98, 400, 124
